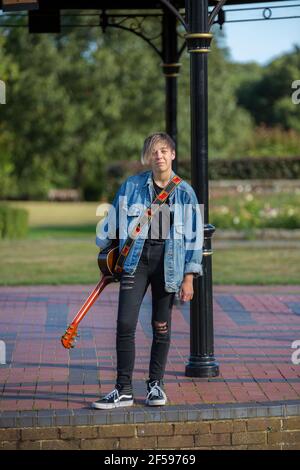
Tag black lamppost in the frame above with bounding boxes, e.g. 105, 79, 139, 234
184, 0, 226, 377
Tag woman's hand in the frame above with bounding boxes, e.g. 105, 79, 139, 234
179, 274, 194, 302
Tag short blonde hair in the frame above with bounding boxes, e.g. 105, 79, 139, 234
141, 132, 175, 165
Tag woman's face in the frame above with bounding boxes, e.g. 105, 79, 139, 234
148, 140, 175, 173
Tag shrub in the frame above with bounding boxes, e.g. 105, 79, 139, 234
0, 205, 29, 239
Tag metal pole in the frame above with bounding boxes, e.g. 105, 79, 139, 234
185, 0, 219, 377
162, 8, 181, 173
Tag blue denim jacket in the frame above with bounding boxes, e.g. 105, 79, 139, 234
96, 169, 203, 293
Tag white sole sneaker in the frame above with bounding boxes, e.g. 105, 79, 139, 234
145, 388, 167, 406
145, 381, 167, 406
145, 397, 167, 406
92, 399, 134, 410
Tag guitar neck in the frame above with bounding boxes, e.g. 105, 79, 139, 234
71, 275, 113, 326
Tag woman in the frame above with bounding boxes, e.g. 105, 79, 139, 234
93, 132, 203, 409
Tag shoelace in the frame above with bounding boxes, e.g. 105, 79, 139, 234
105, 388, 119, 401
147, 382, 163, 399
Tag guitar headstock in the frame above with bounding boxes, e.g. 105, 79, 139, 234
61, 324, 78, 349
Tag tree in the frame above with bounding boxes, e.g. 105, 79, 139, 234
1, 15, 297, 200
236, 46, 300, 132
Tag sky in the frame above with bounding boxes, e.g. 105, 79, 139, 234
211, 1, 300, 65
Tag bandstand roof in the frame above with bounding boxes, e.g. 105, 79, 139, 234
0, 0, 293, 11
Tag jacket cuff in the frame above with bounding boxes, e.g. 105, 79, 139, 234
184, 262, 203, 278
96, 236, 113, 250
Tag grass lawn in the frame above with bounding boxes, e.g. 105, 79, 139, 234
0, 236, 299, 286
0, 237, 99, 285
0, 201, 299, 285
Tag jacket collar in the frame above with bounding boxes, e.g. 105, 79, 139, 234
144, 169, 176, 187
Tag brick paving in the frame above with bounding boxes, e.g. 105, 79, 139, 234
0, 284, 300, 426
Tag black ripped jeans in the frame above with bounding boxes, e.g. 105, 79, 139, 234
116, 239, 175, 388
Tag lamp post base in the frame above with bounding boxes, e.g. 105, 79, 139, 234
185, 357, 219, 378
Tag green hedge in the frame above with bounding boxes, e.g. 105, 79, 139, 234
180, 156, 300, 180
0, 205, 29, 239
105, 156, 300, 200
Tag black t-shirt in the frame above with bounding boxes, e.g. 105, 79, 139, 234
146, 180, 174, 241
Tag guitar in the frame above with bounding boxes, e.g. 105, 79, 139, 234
61, 239, 119, 349
61, 174, 182, 349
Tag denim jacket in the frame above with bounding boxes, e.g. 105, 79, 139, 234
96, 169, 203, 293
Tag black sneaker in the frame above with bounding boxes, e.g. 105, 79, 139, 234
92, 385, 134, 410
145, 379, 167, 406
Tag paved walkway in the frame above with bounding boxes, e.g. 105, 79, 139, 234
1, 284, 300, 426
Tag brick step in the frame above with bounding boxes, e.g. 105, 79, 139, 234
1, 416, 300, 450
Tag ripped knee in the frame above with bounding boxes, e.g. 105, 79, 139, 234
154, 321, 168, 334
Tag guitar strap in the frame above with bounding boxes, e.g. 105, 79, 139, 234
114, 174, 182, 276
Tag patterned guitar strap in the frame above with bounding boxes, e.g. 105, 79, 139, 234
114, 174, 182, 276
